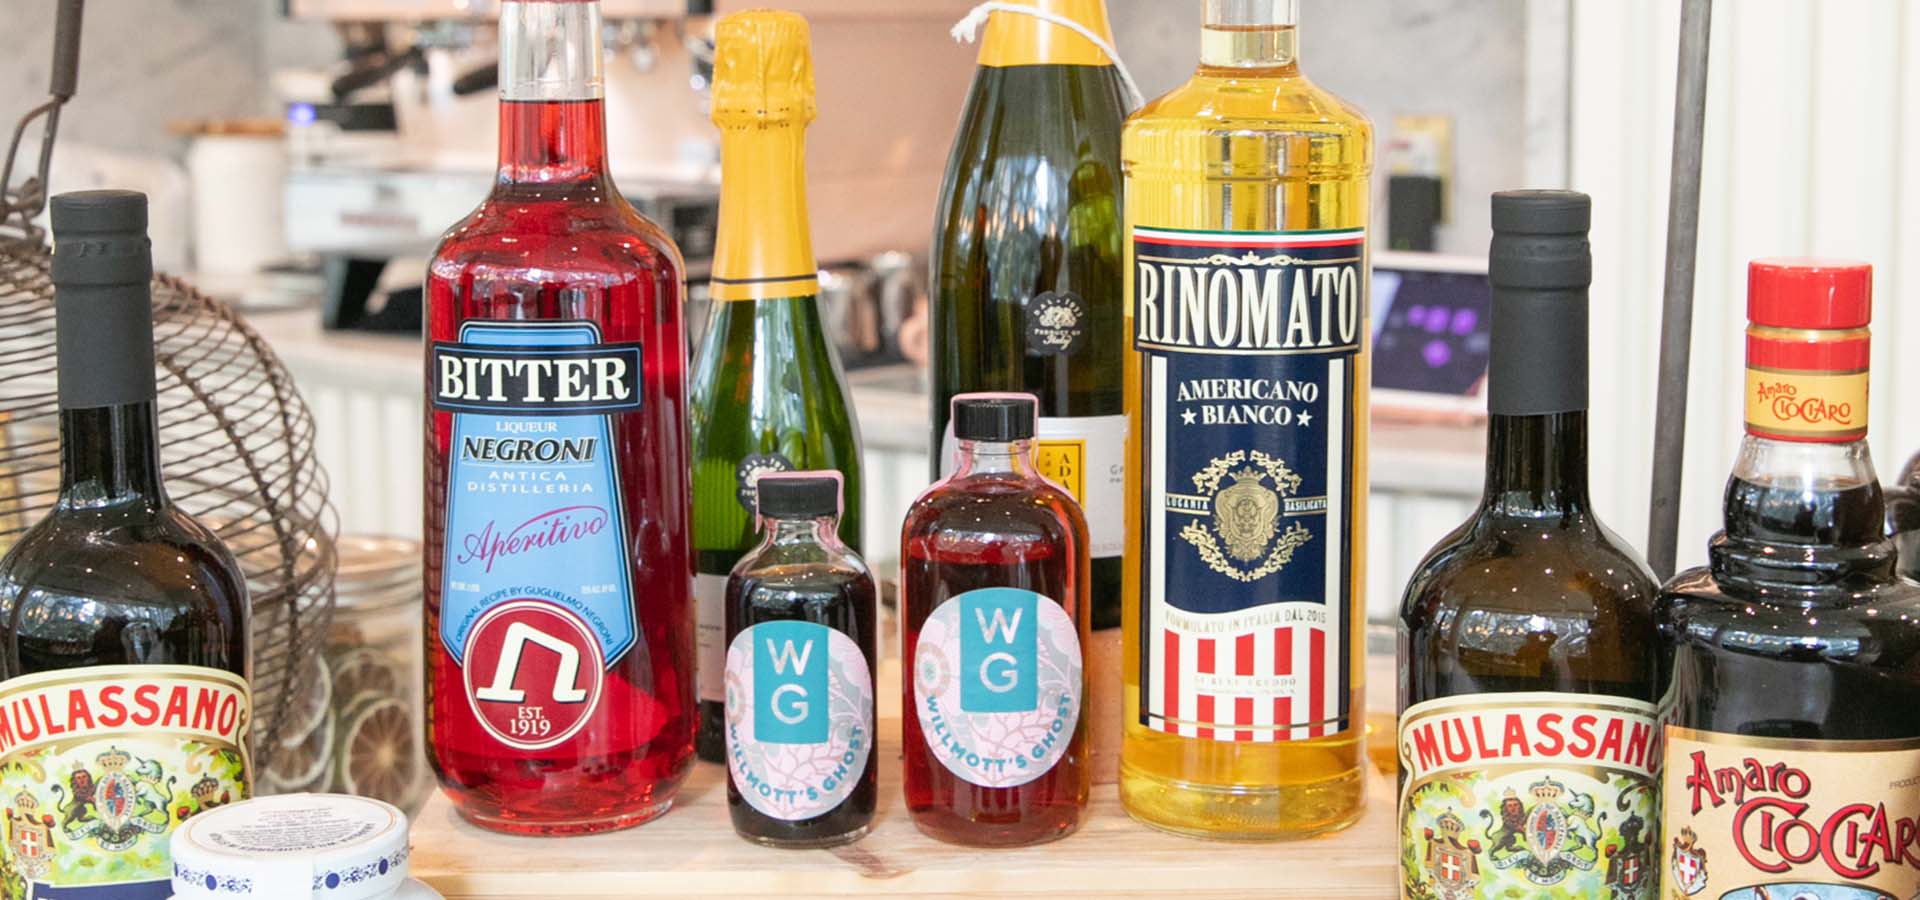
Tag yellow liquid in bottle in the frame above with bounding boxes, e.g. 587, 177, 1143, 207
1119, 23, 1372, 840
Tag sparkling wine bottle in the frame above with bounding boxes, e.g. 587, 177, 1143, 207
929, 0, 1128, 630
690, 9, 863, 763
423, 0, 693, 835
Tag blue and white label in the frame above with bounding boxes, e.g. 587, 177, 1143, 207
912, 588, 1082, 788
724, 621, 873, 821
1133, 227, 1362, 743
434, 321, 639, 751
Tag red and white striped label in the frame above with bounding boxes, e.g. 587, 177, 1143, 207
1133, 226, 1362, 744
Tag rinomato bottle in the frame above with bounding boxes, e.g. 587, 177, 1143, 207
423, 0, 693, 834
901, 394, 1090, 847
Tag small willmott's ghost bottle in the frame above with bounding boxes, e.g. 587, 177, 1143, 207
723, 472, 877, 848
901, 394, 1091, 847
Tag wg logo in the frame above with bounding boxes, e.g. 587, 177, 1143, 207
1177, 450, 1313, 583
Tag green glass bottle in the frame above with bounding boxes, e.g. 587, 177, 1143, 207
929, 0, 1128, 630
691, 11, 862, 763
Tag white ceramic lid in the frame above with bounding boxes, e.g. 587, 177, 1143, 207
170, 793, 410, 900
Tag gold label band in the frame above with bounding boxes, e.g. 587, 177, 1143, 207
1744, 368, 1868, 441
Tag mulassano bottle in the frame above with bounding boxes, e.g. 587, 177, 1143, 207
690, 9, 863, 763
1119, 0, 1372, 840
0, 191, 251, 900
1398, 192, 1661, 899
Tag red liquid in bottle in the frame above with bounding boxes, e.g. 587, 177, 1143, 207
900, 396, 1090, 846
424, 1, 692, 835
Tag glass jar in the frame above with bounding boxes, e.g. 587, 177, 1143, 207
260, 536, 429, 815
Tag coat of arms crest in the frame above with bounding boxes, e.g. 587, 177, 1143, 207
1480, 776, 1601, 885
1669, 826, 1709, 896
1177, 450, 1313, 582
1420, 809, 1482, 900
4, 789, 53, 881
55, 747, 172, 852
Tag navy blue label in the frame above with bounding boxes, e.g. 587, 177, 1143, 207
1133, 227, 1362, 744
31, 881, 169, 900
438, 321, 637, 751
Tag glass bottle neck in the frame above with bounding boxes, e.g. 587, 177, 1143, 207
1480, 412, 1590, 516
761, 515, 842, 551
496, 0, 609, 184
1710, 434, 1896, 600
710, 125, 817, 301
1201, 0, 1299, 70
952, 439, 1039, 478
59, 402, 167, 509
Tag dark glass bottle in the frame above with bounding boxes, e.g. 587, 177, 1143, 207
424, 0, 692, 835
901, 394, 1090, 847
1397, 192, 1660, 899
722, 472, 875, 848
1657, 260, 1920, 898
928, 0, 1128, 630
0, 191, 251, 900
693, 9, 862, 764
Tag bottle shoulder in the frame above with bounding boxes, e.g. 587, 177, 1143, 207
0, 507, 248, 665
902, 475, 1084, 544
1127, 68, 1374, 144
1658, 566, 1920, 645
430, 189, 684, 282
1401, 511, 1659, 625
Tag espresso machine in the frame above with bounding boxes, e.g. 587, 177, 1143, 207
279, 0, 975, 363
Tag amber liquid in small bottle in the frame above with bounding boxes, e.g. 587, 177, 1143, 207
901, 395, 1091, 847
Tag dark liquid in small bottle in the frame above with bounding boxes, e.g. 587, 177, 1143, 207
725, 562, 877, 847
901, 478, 1089, 847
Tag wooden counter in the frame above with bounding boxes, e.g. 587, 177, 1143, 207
411, 747, 1395, 899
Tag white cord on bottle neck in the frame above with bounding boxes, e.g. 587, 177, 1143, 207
950, 2, 1146, 109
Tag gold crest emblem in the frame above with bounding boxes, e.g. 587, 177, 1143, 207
1177, 450, 1313, 582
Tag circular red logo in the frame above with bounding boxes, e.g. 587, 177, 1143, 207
462, 599, 605, 750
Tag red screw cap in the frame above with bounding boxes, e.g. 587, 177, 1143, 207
1748, 258, 1872, 329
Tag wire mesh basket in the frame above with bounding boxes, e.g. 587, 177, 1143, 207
0, 234, 339, 759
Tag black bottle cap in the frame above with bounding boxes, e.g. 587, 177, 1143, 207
50, 190, 158, 410
1487, 190, 1590, 416
952, 393, 1037, 442
756, 472, 841, 519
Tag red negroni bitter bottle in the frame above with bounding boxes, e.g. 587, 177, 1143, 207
901, 394, 1090, 846
424, 0, 693, 834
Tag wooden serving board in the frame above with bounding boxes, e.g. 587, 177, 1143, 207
411, 735, 1396, 899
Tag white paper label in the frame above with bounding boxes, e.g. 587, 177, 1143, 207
696, 573, 727, 704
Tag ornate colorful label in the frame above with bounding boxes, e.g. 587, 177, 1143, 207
912, 588, 1083, 788
723, 621, 873, 821
0, 665, 250, 900
433, 320, 640, 752
1661, 727, 1920, 900
1743, 324, 1870, 443
1133, 226, 1363, 742
941, 414, 1128, 561
1397, 692, 1660, 900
